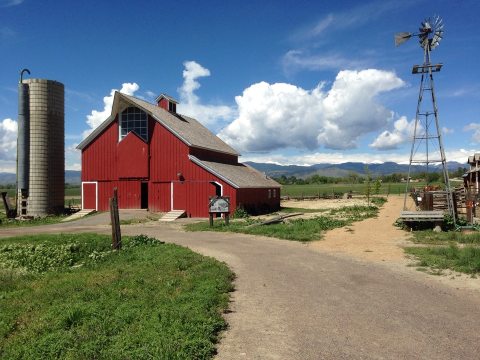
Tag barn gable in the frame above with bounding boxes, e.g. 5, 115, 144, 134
117, 131, 148, 179
78, 92, 238, 156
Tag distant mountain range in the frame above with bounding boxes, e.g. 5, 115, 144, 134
0, 170, 81, 186
244, 161, 467, 179
0, 161, 468, 185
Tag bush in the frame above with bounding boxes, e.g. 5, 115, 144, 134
233, 207, 249, 219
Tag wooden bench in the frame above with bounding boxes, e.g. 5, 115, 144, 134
399, 210, 445, 222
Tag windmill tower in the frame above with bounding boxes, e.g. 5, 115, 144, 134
396, 16, 455, 221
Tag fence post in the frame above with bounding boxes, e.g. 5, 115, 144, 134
110, 187, 122, 250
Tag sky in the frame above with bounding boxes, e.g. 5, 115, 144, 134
1, 0, 480, 172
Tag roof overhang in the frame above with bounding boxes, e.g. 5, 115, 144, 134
189, 155, 239, 188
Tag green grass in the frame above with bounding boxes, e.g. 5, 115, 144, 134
405, 229, 480, 275
405, 245, 480, 274
65, 186, 81, 197
119, 214, 161, 225
186, 205, 379, 242
280, 181, 464, 198
0, 233, 234, 359
0, 214, 69, 228
278, 206, 329, 214
281, 183, 410, 197
412, 230, 480, 245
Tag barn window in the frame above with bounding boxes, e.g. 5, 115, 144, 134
273, 189, 276, 198
268, 189, 272, 199
120, 106, 148, 141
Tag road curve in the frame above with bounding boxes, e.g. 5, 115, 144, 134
1, 221, 479, 359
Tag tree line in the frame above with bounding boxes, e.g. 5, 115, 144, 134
274, 167, 468, 185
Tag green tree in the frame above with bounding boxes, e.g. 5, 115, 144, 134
364, 165, 372, 206
373, 179, 382, 195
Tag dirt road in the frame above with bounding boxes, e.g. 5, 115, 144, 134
1, 207, 480, 359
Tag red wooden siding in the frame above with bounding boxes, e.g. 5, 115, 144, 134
97, 181, 141, 211
149, 182, 171, 212
117, 132, 149, 179
82, 182, 97, 210
237, 188, 280, 214
150, 121, 191, 182
82, 118, 118, 181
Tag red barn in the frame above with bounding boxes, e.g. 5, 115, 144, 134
77, 92, 280, 217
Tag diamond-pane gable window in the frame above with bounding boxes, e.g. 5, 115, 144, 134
120, 106, 148, 141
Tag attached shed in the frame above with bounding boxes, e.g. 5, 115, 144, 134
77, 92, 280, 217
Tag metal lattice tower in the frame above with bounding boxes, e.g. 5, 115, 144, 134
396, 16, 455, 219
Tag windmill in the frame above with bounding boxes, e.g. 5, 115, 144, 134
396, 16, 455, 223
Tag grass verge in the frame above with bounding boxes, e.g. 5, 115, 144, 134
0, 214, 69, 228
0, 233, 234, 359
411, 230, 480, 245
186, 205, 379, 242
405, 245, 480, 275
405, 230, 480, 275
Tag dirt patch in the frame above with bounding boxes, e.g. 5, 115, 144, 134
282, 197, 369, 210
306, 195, 410, 263
283, 195, 480, 292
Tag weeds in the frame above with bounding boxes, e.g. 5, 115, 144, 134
186, 205, 379, 242
405, 245, 480, 274
406, 229, 480, 275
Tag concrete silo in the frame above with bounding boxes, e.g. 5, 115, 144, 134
17, 75, 65, 217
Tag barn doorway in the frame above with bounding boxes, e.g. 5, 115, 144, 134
141, 182, 148, 209
210, 181, 222, 197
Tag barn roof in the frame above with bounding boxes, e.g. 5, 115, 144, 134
77, 92, 239, 156
189, 155, 280, 189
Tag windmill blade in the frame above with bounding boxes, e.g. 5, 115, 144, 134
395, 32, 412, 46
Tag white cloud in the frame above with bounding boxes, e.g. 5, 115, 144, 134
145, 90, 156, 99
219, 69, 405, 152
65, 143, 81, 171
282, 50, 368, 73
177, 61, 234, 127
292, 1, 407, 41
0, 0, 23, 8
0, 118, 17, 172
464, 123, 480, 142
442, 126, 454, 135
0, 118, 17, 160
83, 82, 139, 138
370, 116, 416, 150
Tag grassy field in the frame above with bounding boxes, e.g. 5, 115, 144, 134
405, 230, 480, 275
1, 186, 81, 198
281, 182, 422, 197
186, 205, 380, 242
0, 233, 234, 359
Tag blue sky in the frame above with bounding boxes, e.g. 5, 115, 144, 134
1, 0, 480, 172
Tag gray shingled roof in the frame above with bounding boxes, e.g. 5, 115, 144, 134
77, 92, 239, 156
189, 155, 280, 189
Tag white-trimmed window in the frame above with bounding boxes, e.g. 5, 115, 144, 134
120, 106, 148, 141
